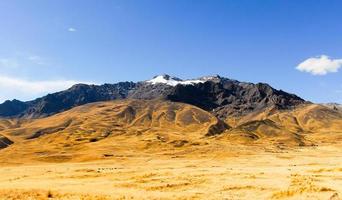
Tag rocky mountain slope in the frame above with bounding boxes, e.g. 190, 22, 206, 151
0, 74, 306, 118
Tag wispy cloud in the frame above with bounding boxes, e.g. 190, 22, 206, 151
68, 27, 77, 32
0, 55, 49, 68
0, 58, 19, 68
0, 75, 95, 102
28, 55, 47, 65
296, 55, 342, 75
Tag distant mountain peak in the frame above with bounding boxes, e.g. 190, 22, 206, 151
146, 74, 205, 86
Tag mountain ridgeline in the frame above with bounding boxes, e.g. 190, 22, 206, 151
0, 75, 306, 118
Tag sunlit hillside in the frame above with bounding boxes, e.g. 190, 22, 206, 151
0, 100, 341, 164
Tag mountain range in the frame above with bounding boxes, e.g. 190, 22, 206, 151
0, 74, 341, 162
0, 74, 306, 118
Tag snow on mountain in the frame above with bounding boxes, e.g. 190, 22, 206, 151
146, 74, 205, 86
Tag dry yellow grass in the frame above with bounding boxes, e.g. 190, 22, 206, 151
0, 144, 341, 199
0, 100, 341, 199
225, 104, 342, 147
0, 100, 224, 164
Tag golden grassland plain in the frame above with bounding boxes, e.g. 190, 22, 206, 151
0, 144, 341, 200
0, 100, 341, 199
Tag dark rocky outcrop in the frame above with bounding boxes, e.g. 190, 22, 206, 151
166, 77, 305, 118
0, 134, 13, 149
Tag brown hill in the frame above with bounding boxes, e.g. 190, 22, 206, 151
0, 100, 341, 164
224, 104, 342, 146
0, 100, 226, 163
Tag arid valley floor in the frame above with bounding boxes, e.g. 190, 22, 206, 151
0, 143, 341, 199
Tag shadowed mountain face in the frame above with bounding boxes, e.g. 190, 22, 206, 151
0, 82, 136, 118
0, 100, 28, 117
166, 79, 305, 118
0, 75, 305, 118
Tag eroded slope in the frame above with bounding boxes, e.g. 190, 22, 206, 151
0, 100, 224, 163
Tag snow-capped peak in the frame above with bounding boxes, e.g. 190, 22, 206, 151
199, 75, 221, 81
146, 74, 205, 86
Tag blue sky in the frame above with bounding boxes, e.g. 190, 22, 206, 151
0, 0, 341, 103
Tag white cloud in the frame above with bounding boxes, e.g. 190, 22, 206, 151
296, 55, 342, 75
68, 27, 77, 32
0, 75, 94, 102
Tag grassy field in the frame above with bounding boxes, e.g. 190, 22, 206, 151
0, 144, 341, 200
0, 100, 341, 199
